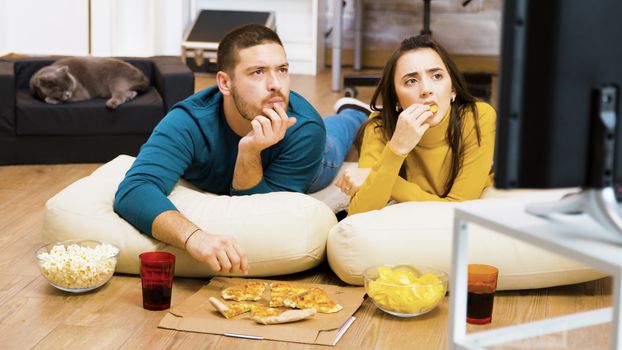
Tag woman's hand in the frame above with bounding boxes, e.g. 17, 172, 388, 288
389, 103, 434, 155
336, 168, 371, 196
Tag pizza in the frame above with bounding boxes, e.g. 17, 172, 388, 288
250, 306, 316, 325
285, 287, 343, 313
268, 282, 309, 307
211, 280, 342, 323
250, 305, 285, 318
269, 283, 342, 313
208, 296, 253, 319
221, 281, 267, 301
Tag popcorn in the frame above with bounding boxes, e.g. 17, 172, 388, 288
37, 242, 119, 290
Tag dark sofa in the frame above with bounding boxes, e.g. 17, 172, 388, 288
0, 56, 194, 165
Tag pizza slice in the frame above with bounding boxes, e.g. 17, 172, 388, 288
250, 305, 286, 318
208, 296, 253, 319
251, 305, 316, 325
221, 281, 268, 301
285, 287, 343, 313
269, 282, 309, 307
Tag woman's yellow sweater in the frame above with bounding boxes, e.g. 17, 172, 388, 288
348, 101, 496, 215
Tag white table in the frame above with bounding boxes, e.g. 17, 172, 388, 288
448, 197, 622, 349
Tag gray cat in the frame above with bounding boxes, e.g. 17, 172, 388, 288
29, 57, 150, 109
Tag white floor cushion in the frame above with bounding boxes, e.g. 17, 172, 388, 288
327, 188, 606, 290
44, 155, 337, 277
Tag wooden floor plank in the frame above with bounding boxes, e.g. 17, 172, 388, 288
118, 315, 221, 350
0, 274, 38, 307
0, 294, 84, 349
32, 325, 133, 350
0, 319, 56, 350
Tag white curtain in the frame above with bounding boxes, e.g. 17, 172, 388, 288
91, 0, 190, 57
0, 0, 189, 57
0, 0, 89, 56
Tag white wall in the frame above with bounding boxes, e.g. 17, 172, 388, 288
91, 0, 188, 57
2, 0, 89, 56
0, 0, 188, 58
153, 0, 189, 55
111, 0, 155, 56
90, 0, 113, 56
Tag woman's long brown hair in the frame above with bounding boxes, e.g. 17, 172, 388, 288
355, 35, 481, 197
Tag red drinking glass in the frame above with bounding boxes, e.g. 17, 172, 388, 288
467, 264, 498, 325
139, 252, 175, 311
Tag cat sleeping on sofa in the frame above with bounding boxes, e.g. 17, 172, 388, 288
29, 57, 149, 109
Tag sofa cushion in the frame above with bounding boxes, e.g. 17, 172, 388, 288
44, 155, 338, 277
16, 88, 164, 136
327, 190, 606, 290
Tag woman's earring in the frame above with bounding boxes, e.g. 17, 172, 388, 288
451, 96, 456, 103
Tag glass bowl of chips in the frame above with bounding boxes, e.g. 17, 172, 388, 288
364, 264, 448, 317
35, 240, 120, 293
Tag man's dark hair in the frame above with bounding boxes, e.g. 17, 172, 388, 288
217, 24, 283, 74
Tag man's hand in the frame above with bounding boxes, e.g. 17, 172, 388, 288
239, 104, 296, 154
232, 104, 296, 190
185, 230, 249, 274
336, 167, 371, 196
389, 103, 434, 155
151, 210, 249, 274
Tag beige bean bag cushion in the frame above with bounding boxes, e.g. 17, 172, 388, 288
327, 188, 606, 290
44, 155, 338, 277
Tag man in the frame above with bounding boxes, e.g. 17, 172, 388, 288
114, 25, 369, 275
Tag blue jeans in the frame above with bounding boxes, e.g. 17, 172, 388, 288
308, 108, 368, 193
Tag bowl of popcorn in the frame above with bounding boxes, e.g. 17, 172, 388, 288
35, 240, 120, 293
364, 264, 448, 317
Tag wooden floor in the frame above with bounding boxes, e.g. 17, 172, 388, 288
0, 68, 613, 349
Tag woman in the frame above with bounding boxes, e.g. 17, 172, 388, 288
336, 35, 496, 215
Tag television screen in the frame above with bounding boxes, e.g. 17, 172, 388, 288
494, 0, 622, 190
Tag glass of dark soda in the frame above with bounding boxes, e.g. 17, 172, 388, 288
139, 252, 176, 311
466, 264, 498, 325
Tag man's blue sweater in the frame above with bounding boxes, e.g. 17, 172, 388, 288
113, 86, 326, 235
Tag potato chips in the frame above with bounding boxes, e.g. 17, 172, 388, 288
367, 266, 445, 314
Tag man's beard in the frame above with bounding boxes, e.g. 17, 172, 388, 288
230, 86, 288, 122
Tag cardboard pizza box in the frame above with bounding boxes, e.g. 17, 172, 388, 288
159, 277, 366, 346
182, 10, 276, 73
